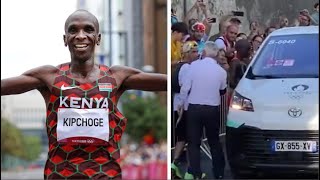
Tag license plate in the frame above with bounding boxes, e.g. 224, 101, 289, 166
271, 141, 318, 152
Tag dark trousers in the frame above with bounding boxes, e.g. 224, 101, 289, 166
186, 104, 226, 178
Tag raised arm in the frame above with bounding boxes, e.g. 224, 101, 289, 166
111, 65, 167, 91
184, 1, 200, 27
1, 65, 57, 96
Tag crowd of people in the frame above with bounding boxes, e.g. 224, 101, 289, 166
171, 1, 318, 179
120, 141, 167, 179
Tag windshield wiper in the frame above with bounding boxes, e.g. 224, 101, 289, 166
249, 75, 283, 79
246, 67, 282, 79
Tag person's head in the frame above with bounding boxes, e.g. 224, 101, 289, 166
250, 21, 259, 31
264, 26, 277, 38
218, 15, 232, 35
217, 49, 226, 60
188, 18, 198, 33
216, 49, 229, 70
226, 25, 239, 42
314, 2, 319, 12
171, 22, 189, 42
279, 16, 289, 28
171, 8, 178, 25
182, 41, 199, 62
299, 14, 311, 26
236, 33, 247, 41
235, 39, 251, 59
229, 17, 242, 27
191, 22, 206, 41
251, 34, 263, 52
203, 41, 219, 58
63, 10, 101, 62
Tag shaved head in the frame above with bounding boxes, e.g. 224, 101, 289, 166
64, 9, 99, 33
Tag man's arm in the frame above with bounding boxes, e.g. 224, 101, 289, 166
219, 69, 228, 96
184, 1, 199, 27
176, 66, 192, 107
1, 65, 56, 96
199, 3, 212, 37
111, 66, 167, 91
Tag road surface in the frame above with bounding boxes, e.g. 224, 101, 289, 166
172, 136, 318, 179
2, 168, 43, 180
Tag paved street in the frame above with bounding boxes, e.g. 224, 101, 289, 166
172, 136, 318, 179
1, 168, 43, 180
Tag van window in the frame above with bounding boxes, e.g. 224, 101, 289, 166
250, 34, 319, 78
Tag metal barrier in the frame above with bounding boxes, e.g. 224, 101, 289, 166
171, 93, 229, 148
219, 94, 228, 135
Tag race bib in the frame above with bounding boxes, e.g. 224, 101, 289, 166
57, 108, 109, 145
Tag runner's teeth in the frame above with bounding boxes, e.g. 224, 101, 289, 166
75, 45, 87, 48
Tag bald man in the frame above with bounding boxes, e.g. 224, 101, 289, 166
214, 25, 239, 62
1, 10, 166, 179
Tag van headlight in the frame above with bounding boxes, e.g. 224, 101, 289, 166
230, 91, 254, 112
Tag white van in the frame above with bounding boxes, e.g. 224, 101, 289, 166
226, 26, 319, 178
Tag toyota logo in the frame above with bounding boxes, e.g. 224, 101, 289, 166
291, 85, 309, 92
288, 108, 302, 118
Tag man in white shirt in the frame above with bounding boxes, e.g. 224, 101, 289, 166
171, 41, 199, 179
177, 41, 227, 179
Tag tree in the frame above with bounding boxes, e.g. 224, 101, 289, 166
122, 92, 167, 142
21, 136, 42, 161
1, 117, 42, 163
1, 118, 25, 159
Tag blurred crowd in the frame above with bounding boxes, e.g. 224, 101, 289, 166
171, 0, 319, 107
120, 141, 167, 166
171, 1, 318, 179
120, 140, 167, 179
171, 1, 319, 68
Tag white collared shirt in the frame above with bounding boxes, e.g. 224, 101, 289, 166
177, 57, 227, 107
173, 63, 191, 111
214, 36, 227, 50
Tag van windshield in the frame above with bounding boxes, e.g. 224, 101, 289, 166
250, 34, 319, 78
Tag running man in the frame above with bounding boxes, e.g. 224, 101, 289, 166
1, 10, 166, 179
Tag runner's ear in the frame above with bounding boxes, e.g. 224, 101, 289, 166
97, 34, 101, 46
63, 35, 67, 47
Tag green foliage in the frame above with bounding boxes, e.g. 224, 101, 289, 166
21, 136, 42, 161
1, 118, 24, 158
122, 92, 167, 142
1, 117, 42, 162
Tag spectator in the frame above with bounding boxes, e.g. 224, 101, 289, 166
251, 34, 264, 55
216, 49, 230, 72
236, 32, 248, 41
171, 40, 199, 179
171, 8, 179, 25
229, 17, 242, 28
264, 26, 277, 38
310, 2, 319, 25
184, 0, 212, 40
188, 22, 208, 51
209, 15, 234, 41
171, 22, 189, 67
299, 9, 311, 26
229, 39, 251, 90
214, 24, 239, 62
184, 1, 213, 56
279, 16, 289, 28
247, 21, 259, 41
